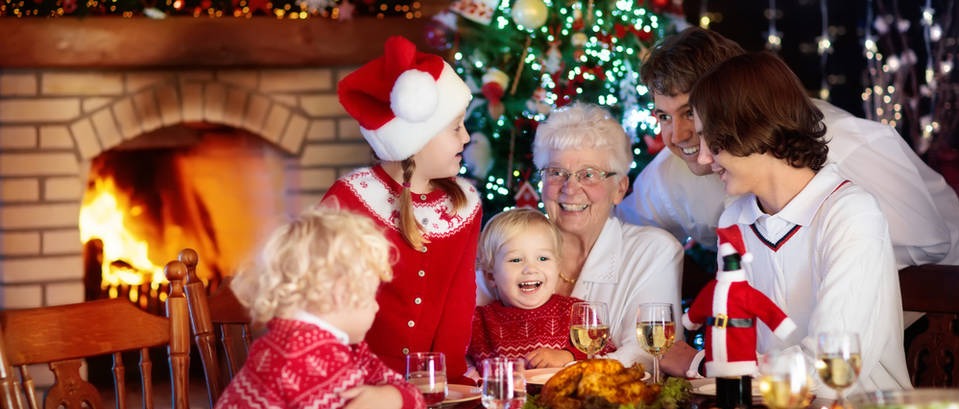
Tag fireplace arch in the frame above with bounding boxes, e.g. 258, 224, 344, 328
0, 67, 373, 310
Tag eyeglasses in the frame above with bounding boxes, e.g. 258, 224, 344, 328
538, 167, 618, 186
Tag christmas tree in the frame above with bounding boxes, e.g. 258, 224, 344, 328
427, 0, 687, 218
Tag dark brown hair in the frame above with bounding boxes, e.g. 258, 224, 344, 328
689, 51, 828, 171
640, 27, 745, 96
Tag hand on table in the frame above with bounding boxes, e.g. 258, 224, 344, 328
525, 348, 575, 368
659, 341, 700, 377
341, 385, 403, 409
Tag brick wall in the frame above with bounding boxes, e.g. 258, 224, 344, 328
0, 66, 372, 310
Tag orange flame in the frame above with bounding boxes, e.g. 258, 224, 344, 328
79, 177, 167, 299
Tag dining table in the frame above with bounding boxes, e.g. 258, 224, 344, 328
436, 377, 837, 409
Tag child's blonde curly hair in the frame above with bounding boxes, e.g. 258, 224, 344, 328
231, 206, 394, 324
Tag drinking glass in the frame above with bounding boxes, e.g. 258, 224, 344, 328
405, 352, 447, 408
569, 301, 610, 360
758, 349, 815, 409
635, 302, 675, 384
816, 332, 862, 409
480, 357, 527, 409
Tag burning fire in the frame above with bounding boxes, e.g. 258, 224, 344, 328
79, 176, 167, 300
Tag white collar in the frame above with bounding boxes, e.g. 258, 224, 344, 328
738, 164, 845, 227
292, 310, 349, 345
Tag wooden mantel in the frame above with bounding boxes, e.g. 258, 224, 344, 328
0, 13, 445, 68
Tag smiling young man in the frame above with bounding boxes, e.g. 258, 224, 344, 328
615, 27, 959, 268
690, 51, 910, 395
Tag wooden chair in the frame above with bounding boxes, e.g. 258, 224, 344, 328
180, 248, 252, 408
899, 263, 959, 387
0, 260, 191, 408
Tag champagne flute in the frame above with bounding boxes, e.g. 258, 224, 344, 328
758, 349, 815, 409
636, 302, 675, 384
481, 357, 527, 409
569, 301, 610, 360
816, 332, 862, 409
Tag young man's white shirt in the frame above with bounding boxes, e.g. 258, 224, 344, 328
721, 164, 911, 395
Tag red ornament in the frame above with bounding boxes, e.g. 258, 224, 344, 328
513, 180, 540, 209
482, 69, 509, 118
481, 82, 505, 118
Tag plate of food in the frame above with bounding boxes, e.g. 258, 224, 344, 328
443, 384, 482, 404
527, 364, 651, 386
532, 359, 670, 408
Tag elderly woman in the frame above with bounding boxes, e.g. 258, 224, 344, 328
480, 102, 684, 369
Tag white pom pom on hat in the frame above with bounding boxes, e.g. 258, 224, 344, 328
391, 69, 439, 122
337, 36, 472, 162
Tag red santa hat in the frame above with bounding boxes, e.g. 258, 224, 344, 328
717, 225, 753, 264
337, 36, 473, 161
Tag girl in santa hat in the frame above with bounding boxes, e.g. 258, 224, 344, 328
324, 35, 481, 385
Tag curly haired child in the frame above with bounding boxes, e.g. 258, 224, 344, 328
216, 207, 425, 409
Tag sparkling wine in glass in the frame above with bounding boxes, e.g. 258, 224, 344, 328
481, 357, 527, 409
636, 302, 675, 384
816, 332, 862, 409
758, 349, 815, 409
406, 352, 447, 407
569, 301, 610, 359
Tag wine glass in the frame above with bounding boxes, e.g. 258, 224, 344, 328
635, 302, 675, 384
815, 332, 862, 409
569, 301, 610, 360
758, 349, 815, 409
481, 357, 527, 409
405, 352, 447, 408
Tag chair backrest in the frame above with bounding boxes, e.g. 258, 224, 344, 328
899, 263, 959, 387
0, 260, 191, 409
180, 248, 252, 408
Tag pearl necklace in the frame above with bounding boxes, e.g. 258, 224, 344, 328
558, 272, 578, 285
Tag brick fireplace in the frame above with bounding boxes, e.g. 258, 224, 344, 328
0, 16, 436, 311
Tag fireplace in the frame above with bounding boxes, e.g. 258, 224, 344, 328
0, 14, 442, 312
0, 63, 386, 312
80, 126, 296, 310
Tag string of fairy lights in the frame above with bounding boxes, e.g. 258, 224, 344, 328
697, 0, 955, 154
862, 0, 956, 153
0, 0, 420, 18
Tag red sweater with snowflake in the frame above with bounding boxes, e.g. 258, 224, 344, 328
321, 165, 482, 382
214, 319, 425, 409
467, 295, 617, 364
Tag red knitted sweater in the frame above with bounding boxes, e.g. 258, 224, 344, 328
467, 295, 616, 364
215, 319, 425, 409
